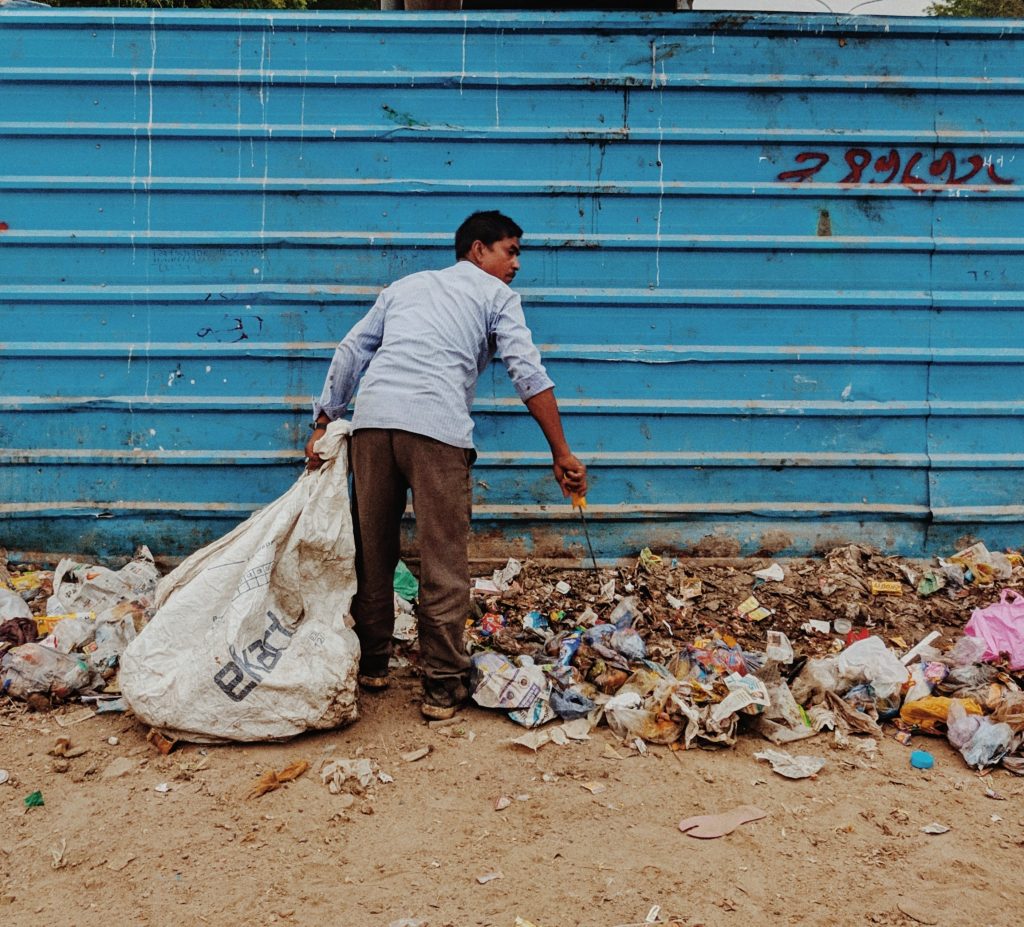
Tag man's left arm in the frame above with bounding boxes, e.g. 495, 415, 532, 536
494, 294, 587, 497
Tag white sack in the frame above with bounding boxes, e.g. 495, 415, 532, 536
120, 421, 360, 742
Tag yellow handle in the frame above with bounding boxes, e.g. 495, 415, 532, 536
571, 493, 587, 509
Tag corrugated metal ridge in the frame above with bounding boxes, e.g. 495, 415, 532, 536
10, 395, 1024, 417
2, 124, 1021, 146
2, 285, 1018, 309
3, 178, 1023, 198
6, 342, 1024, 364
0, 449, 933, 467
0, 501, 934, 518
0, 10, 1019, 36
8, 502, 1024, 524
5, 231, 1023, 252
3, 68, 1022, 92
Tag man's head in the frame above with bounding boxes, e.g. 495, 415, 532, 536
455, 210, 523, 285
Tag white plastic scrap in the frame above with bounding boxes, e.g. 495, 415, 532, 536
492, 558, 523, 591
754, 748, 826, 779
766, 630, 794, 664
753, 563, 785, 582
320, 757, 376, 794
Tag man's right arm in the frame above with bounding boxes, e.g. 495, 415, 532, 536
305, 293, 387, 470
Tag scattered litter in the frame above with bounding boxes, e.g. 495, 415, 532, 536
50, 838, 67, 870
400, 747, 431, 763
870, 580, 903, 596
910, 750, 934, 770
494, 795, 511, 811
754, 748, 825, 779
920, 822, 950, 835
146, 729, 178, 755
245, 760, 309, 799
154, 782, 171, 793
753, 563, 784, 582
678, 805, 768, 839
476, 871, 503, 884
106, 853, 137, 872
737, 595, 773, 622
0, 770, 9, 785
23, 790, 44, 809
320, 758, 376, 794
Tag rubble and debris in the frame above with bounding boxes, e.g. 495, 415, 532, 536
5, 540, 1024, 777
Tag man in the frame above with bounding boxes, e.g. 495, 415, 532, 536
305, 210, 587, 720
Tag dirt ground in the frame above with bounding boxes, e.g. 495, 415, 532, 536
2, 668, 1023, 927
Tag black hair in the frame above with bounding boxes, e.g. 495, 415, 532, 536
454, 210, 523, 259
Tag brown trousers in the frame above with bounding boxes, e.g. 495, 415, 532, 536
350, 428, 473, 688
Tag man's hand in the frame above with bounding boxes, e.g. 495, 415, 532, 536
553, 452, 587, 498
304, 424, 327, 472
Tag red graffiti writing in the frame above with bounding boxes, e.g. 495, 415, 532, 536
777, 149, 1013, 187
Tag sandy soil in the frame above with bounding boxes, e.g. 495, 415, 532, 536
2, 667, 1022, 927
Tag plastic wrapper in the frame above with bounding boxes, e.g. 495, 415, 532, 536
990, 691, 1024, 732
44, 617, 97, 654
608, 596, 638, 630
947, 700, 1013, 768
471, 652, 548, 711
48, 548, 159, 617
1, 643, 92, 700
550, 686, 595, 721
945, 634, 988, 667
608, 628, 646, 661
835, 636, 908, 701
604, 688, 683, 745
0, 587, 32, 621
900, 696, 983, 734
88, 615, 137, 672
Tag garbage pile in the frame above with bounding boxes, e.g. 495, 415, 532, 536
405, 540, 1024, 774
0, 547, 158, 710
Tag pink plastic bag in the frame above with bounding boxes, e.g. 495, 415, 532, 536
965, 589, 1024, 670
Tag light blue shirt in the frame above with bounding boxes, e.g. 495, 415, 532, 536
313, 261, 554, 449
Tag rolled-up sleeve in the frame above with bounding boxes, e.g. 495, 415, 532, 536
493, 292, 555, 402
312, 292, 387, 420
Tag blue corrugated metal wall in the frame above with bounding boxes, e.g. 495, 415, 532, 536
1, 10, 1022, 560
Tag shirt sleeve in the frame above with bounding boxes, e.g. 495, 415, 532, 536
312, 291, 388, 420
493, 292, 555, 402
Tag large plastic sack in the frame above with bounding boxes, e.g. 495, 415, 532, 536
120, 421, 360, 742
965, 589, 1024, 670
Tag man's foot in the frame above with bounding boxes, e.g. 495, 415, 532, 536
357, 671, 390, 691
420, 680, 468, 721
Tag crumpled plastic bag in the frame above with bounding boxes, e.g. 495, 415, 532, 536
1, 643, 92, 700
550, 686, 595, 721
835, 636, 908, 701
947, 699, 1013, 768
754, 747, 826, 779
604, 671, 684, 744
0, 588, 32, 621
965, 589, 1024, 670
990, 691, 1024, 732
900, 695, 983, 734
